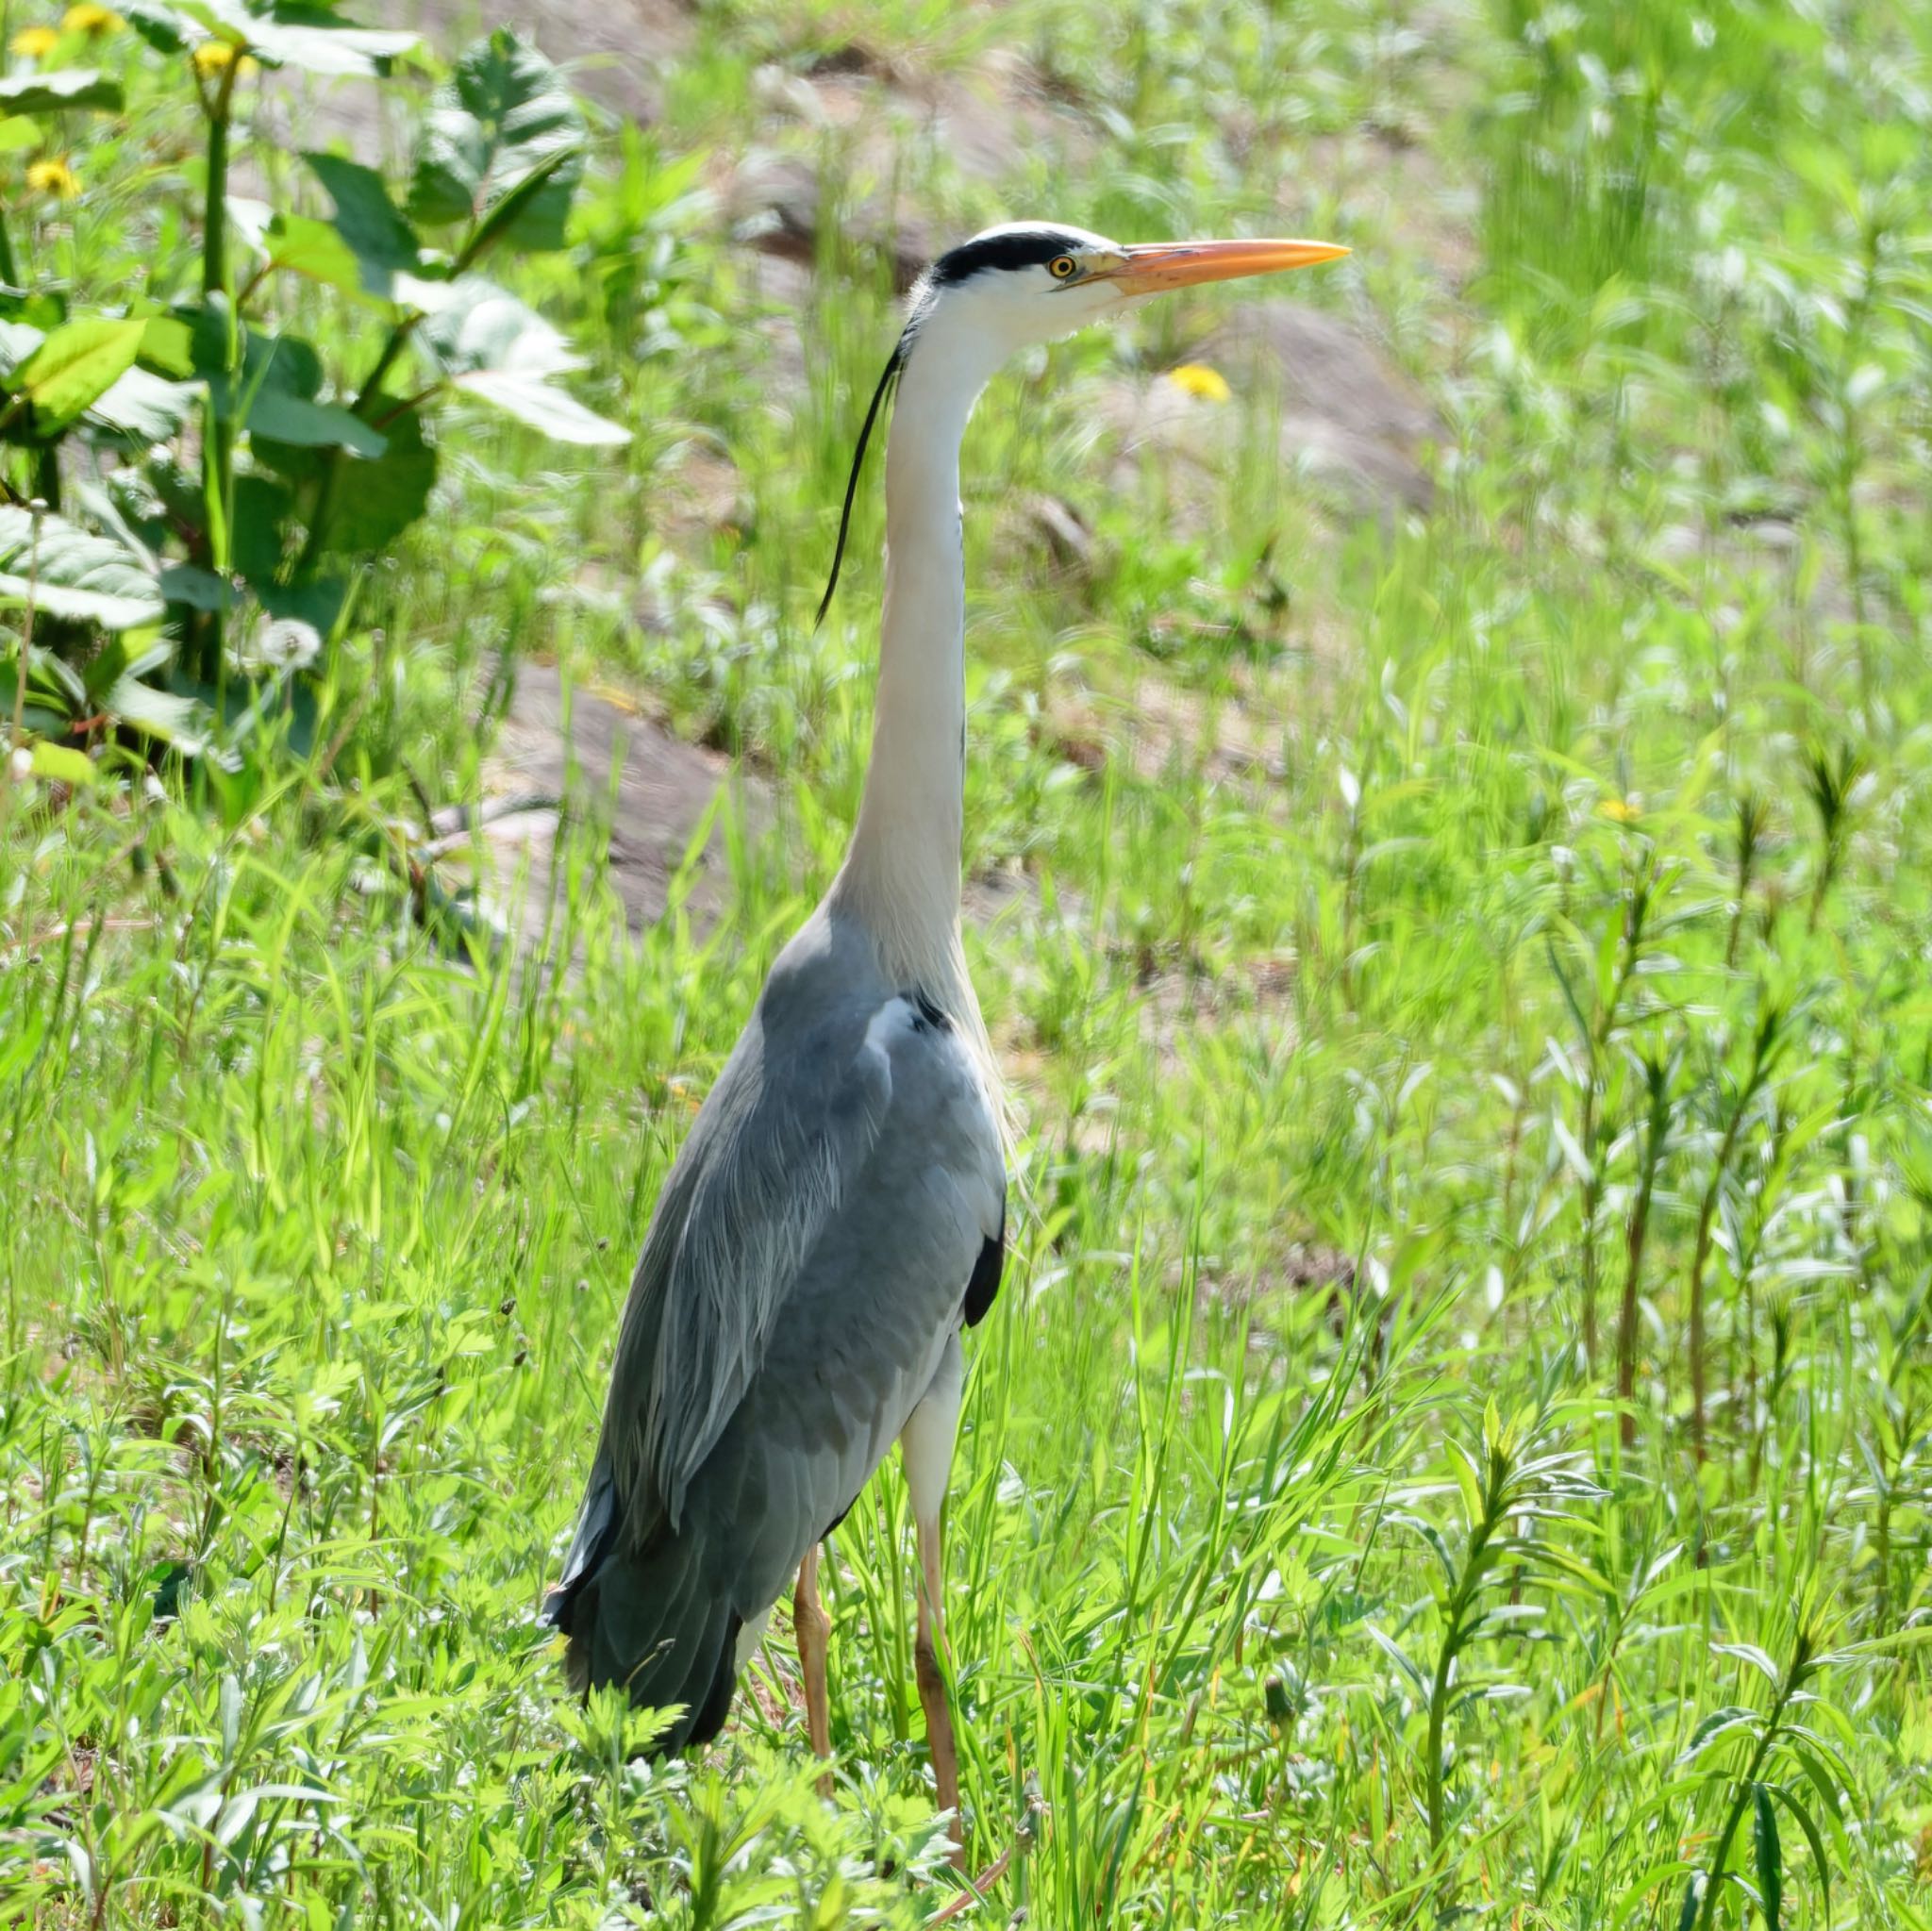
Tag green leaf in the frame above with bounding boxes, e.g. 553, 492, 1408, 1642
452, 370, 628, 446
0, 71, 125, 115
418, 279, 576, 379
1764, 1785, 1827, 1929
0, 117, 42, 154
144, 0, 417, 76
1753, 1785, 1781, 1928
104, 669, 233, 765
0, 508, 165, 629
89, 367, 197, 443
408, 30, 584, 251
28, 741, 95, 785
316, 408, 435, 553
257, 212, 368, 298
11, 319, 146, 434
123, 3, 190, 52
245, 390, 387, 457
1675, 1876, 1701, 1931
304, 153, 422, 300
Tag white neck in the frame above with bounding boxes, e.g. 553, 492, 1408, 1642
831, 309, 1008, 998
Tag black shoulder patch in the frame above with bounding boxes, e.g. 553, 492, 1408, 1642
930, 227, 1089, 286
963, 1205, 1006, 1327
911, 990, 950, 1033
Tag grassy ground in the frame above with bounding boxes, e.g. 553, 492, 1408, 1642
5, 0, 1932, 1923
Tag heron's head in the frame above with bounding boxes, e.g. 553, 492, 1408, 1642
814, 219, 1347, 624
905, 221, 1350, 359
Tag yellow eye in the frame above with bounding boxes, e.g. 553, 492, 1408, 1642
1049, 256, 1077, 279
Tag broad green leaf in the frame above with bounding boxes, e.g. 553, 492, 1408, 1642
304, 153, 421, 300
418, 279, 577, 380
89, 367, 198, 442
140, 315, 196, 379
123, 2, 191, 52
12, 318, 146, 433
141, 1, 417, 76
452, 370, 628, 446
0, 71, 125, 115
258, 213, 366, 297
104, 670, 233, 765
0, 116, 40, 154
246, 391, 386, 458
408, 30, 584, 251
28, 741, 94, 785
158, 564, 234, 611
0, 508, 166, 629
317, 408, 435, 553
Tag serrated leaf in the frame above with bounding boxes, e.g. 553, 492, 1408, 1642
0, 508, 166, 629
408, 29, 584, 250
452, 370, 628, 446
245, 390, 386, 457
11, 318, 146, 434
0, 70, 125, 114
317, 407, 435, 553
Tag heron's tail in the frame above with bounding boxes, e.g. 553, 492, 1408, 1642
541, 1457, 742, 1755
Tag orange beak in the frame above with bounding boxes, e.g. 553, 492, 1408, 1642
1103, 236, 1350, 295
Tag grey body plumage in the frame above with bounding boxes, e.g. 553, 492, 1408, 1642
543, 900, 1005, 1747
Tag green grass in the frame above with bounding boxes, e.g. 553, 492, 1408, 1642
5, 0, 1932, 1923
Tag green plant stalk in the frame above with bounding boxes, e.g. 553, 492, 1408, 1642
1424, 1445, 1508, 1855
196, 58, 242, 688
1576, 861, 1654, 1370
1693, 1638, 1807, 1931
1617, 1063, 1672, 1449
1687, 1019, 1778, 1464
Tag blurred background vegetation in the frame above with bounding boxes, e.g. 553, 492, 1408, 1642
1, 0, 1929, 1924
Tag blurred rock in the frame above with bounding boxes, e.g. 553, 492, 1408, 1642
1102, 304, 1440, 522
468, 659, 768, 941
726, 51, 1093, 290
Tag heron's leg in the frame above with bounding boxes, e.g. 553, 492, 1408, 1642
794, 1544, 833, 1793
901, 1332, 966, 1864
912, 1506, 963, 1858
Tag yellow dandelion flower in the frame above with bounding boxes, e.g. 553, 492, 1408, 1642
9, 26, 59, 58
1597, 797, 1641, 824
61, 4, 123, 32
1167, 361, 1233, 403
26, 158, 79, 197
191, 39, 256, 76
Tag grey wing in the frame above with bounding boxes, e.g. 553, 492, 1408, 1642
677, 997, 1003, 1611
586, 924, 1002, 1559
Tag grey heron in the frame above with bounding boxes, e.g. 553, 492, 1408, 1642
542, 222, 1347, 1842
